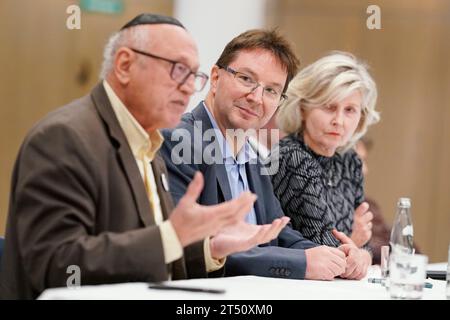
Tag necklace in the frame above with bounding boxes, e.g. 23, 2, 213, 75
324, 160, 338, 188
298, 133, 336, 187
326, 167, 334, 187
327, 169, 333, 187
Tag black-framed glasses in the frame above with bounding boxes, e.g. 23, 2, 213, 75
130, 48, 209, 92
217, 64, 287, 107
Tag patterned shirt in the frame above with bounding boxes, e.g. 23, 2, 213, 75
270, 133, 364, 247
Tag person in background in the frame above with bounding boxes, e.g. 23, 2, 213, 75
354, 138, 421, 264
271, 51, 380, 279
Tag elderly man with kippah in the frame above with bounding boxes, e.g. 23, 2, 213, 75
0, 14, 288, 299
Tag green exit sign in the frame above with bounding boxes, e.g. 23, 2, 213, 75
80, 0, 124, 14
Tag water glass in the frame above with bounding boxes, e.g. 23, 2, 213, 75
389, 253, 428, 299
380, 245, 390, 280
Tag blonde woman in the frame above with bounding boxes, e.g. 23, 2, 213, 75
270, 52, 380, 278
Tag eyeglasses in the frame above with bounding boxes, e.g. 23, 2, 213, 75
130, 48, 209, 92
217, 64, 287, 107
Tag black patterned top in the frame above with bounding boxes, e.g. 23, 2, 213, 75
270, 133, 364, 247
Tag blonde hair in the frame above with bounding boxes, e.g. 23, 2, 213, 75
277, 51, 380, 152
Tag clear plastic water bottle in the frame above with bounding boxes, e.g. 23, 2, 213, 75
390, 197, 415, 255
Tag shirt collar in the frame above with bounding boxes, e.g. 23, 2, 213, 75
202, 102, 257, 165
103, 80, 163, 160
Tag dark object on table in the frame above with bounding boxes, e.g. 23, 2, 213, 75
426, 270, 446, 280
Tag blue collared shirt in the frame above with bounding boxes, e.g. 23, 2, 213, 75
203, 102, 258, 224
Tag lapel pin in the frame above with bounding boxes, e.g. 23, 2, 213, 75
161, 173, 170, 192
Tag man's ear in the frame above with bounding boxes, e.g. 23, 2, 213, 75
114, 47, 134, 85
209, 65, 220, 94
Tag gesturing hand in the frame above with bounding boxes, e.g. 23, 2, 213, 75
210, 216, 291, 260
170, 172, 257, 247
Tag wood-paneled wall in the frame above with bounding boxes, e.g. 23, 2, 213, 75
268, 0, 450, 262
0, 0, 173, 234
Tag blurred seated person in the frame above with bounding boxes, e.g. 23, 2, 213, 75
354, 138, 421, 264
270, 52, 381, 278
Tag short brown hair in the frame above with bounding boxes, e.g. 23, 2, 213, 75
216, 29, 300, 92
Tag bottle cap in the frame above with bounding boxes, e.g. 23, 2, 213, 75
397, 197, 411, 208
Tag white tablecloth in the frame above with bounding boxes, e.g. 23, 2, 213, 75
38, 266, 448, 300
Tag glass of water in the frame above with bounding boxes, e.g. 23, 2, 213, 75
389, 253, 428, 299
380, 246, 390, 278
380, 245, 390, 287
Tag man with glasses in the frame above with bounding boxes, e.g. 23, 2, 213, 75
128, 48, 209, 94
161, 29, 348, 280
0, 15, 288, 299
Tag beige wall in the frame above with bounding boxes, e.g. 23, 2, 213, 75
268, 0, 450, 262
0, 0, 173, 234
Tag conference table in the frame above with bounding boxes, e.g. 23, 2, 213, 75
38, 264, 447, 300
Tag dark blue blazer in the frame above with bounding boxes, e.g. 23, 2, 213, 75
161, 103, 318, 279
